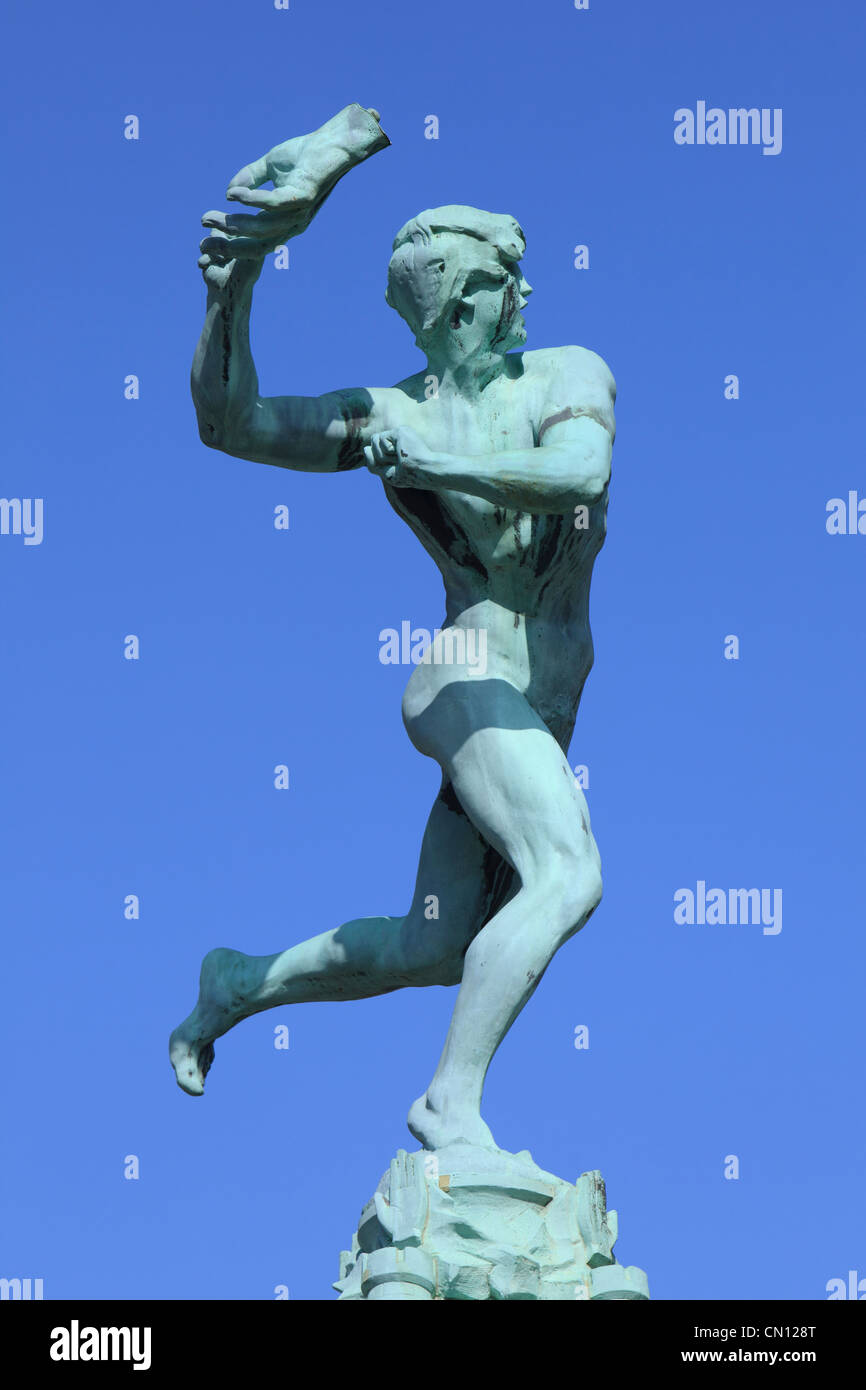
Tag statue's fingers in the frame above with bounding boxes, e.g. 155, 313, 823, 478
199, 229, 231, 262
200, 234, 272, 261
364, 446, 391, 475
198, 253, 234, 286
226, 154, 270, 191
202, 209, 288, 240
225, 183, 286, 209
373, 432, 398, 458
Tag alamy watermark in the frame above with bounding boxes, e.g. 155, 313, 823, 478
1, 1276, 43, 1299
50, 1321, 151, 1371
0, 497, 43, 545
674, 880, 782, 935
674, 103, 782, 156
826, 491, 866, 535
826, 1270, 866, 1299
379, 621, 488, 675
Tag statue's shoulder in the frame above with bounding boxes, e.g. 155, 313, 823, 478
387, 370, 432, 401
520, 345, 616, 401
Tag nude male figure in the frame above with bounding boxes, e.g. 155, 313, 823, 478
170, 107, 616, 1154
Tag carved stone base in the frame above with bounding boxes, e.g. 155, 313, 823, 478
335, 1145, 649, 1301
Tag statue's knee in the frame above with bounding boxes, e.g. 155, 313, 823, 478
410, 951, 464, 988
545, 856, 603, 937
432, 951, 465, 987
398, 915, 467, 987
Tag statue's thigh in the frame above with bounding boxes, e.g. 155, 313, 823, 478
403, 782, 513, 968
448, 718, 599, 887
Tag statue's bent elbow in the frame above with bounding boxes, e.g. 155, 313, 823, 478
198, 416, 222, 449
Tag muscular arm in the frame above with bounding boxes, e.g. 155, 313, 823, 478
425, 414, 612, 513
370, 348, 616, 514
191, 103, 391, 472
191, 261, 374, 472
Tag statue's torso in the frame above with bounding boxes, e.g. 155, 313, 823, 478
375, 348, 609, 743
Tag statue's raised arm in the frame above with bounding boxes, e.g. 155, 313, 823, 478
191, 104, 389, 471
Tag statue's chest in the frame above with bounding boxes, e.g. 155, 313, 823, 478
401, 386, 539, 457
384, 375, 593, 574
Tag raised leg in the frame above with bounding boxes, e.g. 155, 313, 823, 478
169, 780, 512, 1094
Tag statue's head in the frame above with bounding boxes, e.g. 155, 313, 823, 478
385, 205, 531, 358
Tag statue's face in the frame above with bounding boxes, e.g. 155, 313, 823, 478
386, 227, 532, 357
458, 257, 533, 353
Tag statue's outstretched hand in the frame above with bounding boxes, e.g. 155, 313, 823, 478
197, 104, 388, 293
225, 104, 387, 226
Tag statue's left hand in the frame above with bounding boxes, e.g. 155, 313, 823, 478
364, 428, 438, 487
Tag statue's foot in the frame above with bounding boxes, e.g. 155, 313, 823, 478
169, 947, 248, 1096
407, 1090, 499, 1153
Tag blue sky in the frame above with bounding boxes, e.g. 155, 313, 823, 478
2, 0, 864, 1300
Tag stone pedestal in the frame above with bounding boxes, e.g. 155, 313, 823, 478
335, 1145, 649, 1301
